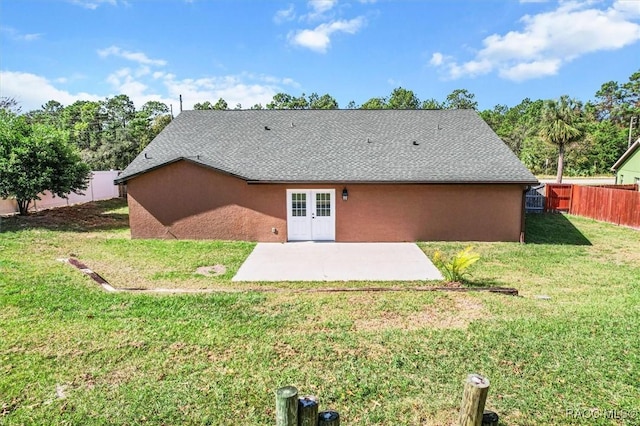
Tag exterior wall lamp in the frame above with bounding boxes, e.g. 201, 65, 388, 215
342, 188, 348, 201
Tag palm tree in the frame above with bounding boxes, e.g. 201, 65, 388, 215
539, 96, 583, 183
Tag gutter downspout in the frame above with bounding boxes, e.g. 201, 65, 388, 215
520, 186, 529, 244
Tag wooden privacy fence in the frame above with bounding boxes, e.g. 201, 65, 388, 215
571, 185, 640, 228
545, 184, 573, 212
545, 183, 640, 228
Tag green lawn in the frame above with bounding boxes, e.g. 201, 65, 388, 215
1, 199, 639, 425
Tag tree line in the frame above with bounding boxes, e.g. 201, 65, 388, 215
1, 69, 639, 213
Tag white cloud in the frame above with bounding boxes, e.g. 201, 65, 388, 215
20, 33, 42, 41
97, 46, 167, 66
69, 0, 118, 9
499, 59, 561, 81
3, 42, 299, 113
274, 4, 296, 24
309, 0, 337, 14
613, 0, 640, 17
429, 52, 444, 66
431, 1, 640, 81
1, 26, 43, 41
289, 17, 365, 53
0, 71, 101, 111
160, 72, 298, 110
300, 0, 339, 22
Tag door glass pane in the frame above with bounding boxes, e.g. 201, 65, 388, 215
291, 193, 306, 217
316, 193, 331, 217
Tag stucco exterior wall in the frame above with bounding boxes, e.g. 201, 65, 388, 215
126, 160, 527, 242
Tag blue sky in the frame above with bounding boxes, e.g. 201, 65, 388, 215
1, 0, 639, 112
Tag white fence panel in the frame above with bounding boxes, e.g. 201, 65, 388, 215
88, 171, 121, 200
1, 170, 121, 214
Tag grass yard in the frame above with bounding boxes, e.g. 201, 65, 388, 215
1, 199, 639, 425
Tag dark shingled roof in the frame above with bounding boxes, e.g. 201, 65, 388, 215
115, 109, 538, 184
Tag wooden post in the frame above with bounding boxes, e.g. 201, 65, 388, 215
298, 395, 319, 426
318, 410, 340, 426
276, 386, 299, 426
458, 374, 490, 426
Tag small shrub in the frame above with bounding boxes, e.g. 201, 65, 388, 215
432, 246, 480, 282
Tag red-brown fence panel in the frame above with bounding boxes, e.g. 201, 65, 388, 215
545, 184, 573, 212
570, 185, 640, 229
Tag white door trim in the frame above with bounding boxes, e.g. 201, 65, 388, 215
286, 189, 336, 241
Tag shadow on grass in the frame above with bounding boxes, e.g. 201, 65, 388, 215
462, 277, 505, 288
0, 198, 129, 233
525, 213, 591, 246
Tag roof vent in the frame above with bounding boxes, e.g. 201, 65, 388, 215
264, 126, 271, 130
291, 122, 295, 127
412, 141, 420, 146
144, 152, 151, 159
367, 137, 371, 143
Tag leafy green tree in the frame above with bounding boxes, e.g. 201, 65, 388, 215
213, 98, 228, 110
346, 100, 358, 109
193, 99, 228, 110
194, 101, 214, 110
520, 136, 556, 175
266, 93, 309, 109
594, 81, 624, 123
571, 120, 627, 175
421, 98, 443, 109
0, 110, 90, 215
360, 97, 387, 110
539, 96, 583, 183
482, 99, 543, 157
444, 89, 478, 110
26, 100, 65, 127
387, 87, 420, 109
0, 97, 21, 113
308, 93, 339, 109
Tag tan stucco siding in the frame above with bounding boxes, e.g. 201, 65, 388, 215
126, 161, 526, 242
126, 161, 286, 241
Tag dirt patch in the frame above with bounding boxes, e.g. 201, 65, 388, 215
259, 292, 487, 332
195, 265, 227, 277
0, 199, 128, 232
354, 295, 486, 331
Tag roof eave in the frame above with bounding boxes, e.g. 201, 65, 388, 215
113, 157, 251, 184
611, 139, 640, 171
246, 179, 539, 185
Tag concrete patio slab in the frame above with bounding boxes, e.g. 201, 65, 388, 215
232, 242, 443, 282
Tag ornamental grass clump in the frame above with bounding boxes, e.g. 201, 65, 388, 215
432, 246, 480, 283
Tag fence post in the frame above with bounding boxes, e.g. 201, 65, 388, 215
318, 410, 340, 426
569, 184, 575, 213
298, 395, 319, 426
276, 386, 299, 426
458, 374, 490, 426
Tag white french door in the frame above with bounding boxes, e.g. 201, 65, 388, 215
286, 189, 335, 241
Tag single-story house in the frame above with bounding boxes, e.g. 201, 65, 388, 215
611, 138, 640, 187
114, 109, 538, 242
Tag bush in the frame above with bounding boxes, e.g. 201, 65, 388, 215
432, 246, 480, 282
